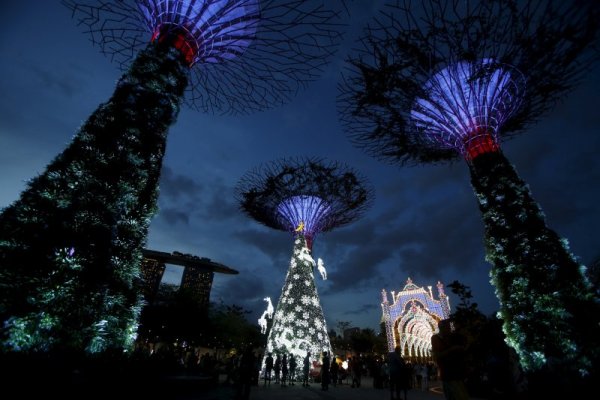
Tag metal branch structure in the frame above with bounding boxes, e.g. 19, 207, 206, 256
337, 0, 600, 381
236, 157, 374, 249
235, 157, 373, 370
338, 0, 599, 165
0, 1, 349, 355
64, 0, 349, 114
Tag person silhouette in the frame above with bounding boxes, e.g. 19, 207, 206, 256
289, 353, 297, 385
281, 354, 289, 386
431, 319, 470, 400
321, 351, 331, 391
264, 352, 274, 386
274, 353, 281, 384
330, 355, 339, 387
388, 346, 409, 400
235, 346, 256, 400
302, 352, 311, 387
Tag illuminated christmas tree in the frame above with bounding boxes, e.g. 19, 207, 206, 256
338, 0, 600, 378
236, 157, 373, 367
0, 0, 348, 354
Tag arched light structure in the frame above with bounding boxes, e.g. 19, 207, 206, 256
140, 0, 260, 65
382, 279, 450, 358
411, 59, 525, 160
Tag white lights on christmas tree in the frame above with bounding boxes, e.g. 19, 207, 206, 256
264, 235, 331, 363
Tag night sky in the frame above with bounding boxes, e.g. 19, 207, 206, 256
1, 1, 599, 333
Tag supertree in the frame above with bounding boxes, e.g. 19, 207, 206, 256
235, 157, 373, 369
0, 1, 349, 355
337, 0, 600, 379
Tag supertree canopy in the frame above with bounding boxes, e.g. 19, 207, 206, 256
276, 195, 332, 242
411, 59, 525, 161
236, 157, 373, 249
64, 0, 349, 114
0, 1, 348, 355
338, 0, 600, 380
140, 0, 259, 66
235, 157, 373, 368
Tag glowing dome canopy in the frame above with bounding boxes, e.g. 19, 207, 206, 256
276, 195, 331, 236
411, 59, 525, 160
139, 0, 260, 65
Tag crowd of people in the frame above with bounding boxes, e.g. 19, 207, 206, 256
254, 349, 439, 398
128, 318, 497, 400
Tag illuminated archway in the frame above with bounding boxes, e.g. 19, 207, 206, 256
381, 278, 451, 359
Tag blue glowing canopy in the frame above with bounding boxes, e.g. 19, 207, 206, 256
138, 0, 260, 65
276, 195, 331, 237
411, 59, 525, 159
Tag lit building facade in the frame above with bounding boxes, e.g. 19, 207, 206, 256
139, 257, 167, 302
381, 278, 451, 360
180, 266, 213, 308
140, 249, 238, 307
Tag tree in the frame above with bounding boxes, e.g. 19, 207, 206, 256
235, 158, 373, 366
338, 0, 600, 378
336, 320, 352, 338
0, 0, 349, 356
206, 303, 262, 351
137, 286, 208, 344
348, 328, 381, 355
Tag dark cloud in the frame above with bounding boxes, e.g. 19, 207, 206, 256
158, 208, 189, 226
323, 240, 393, 293
213, 271, 266, 308
199, 181, 240, 221
159, 166, 204, 201
342, 303, 377, 317
316, 176, 483, 296
233, 227, 292, 261
158, 167, 242, 227
27, 63, 82, 98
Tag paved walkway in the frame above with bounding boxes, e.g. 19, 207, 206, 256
249, 379, 445, 400
189, 376, 450, 400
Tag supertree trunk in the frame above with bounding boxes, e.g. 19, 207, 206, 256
264, 234, 332, 369
0, 42, 188, 353
469, 151, 600, 375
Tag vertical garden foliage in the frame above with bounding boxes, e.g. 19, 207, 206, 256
469, 151, 600, 375
0, 42, 188, 353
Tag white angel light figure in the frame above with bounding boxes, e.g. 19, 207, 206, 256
264, 296, 274, 319
317, 258, 327, 280
298, 245, 316, 267
258, 296, 275, 334
258, 312, 268, 334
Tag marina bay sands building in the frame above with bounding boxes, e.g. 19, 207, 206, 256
140, 249, 238, 307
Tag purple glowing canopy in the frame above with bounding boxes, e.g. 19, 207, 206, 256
66, 0, 350, 114
276, 195, 331, 236
410, 59, 525, 159
139, 0, 260, 65
235, 157, 373, 249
